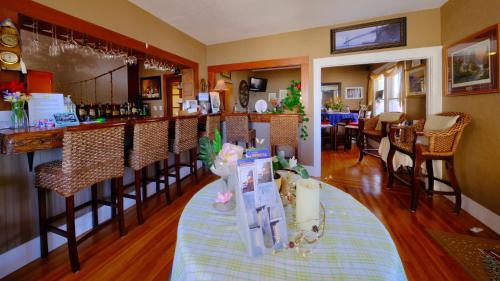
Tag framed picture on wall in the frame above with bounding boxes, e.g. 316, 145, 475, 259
321, 82, 341, 102
445, 24, 499, 96
221, 71, 231, 79
345, 87, 363, 99
406, 66, 426, 96
209, 91, 221, 113
140, 76, 162, 100
330, 17, 406, 54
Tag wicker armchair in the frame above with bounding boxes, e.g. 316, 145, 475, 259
358, 112, 406, 162
387, 112, 471, 212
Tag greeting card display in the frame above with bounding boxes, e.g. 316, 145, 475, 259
235, 150, 288, 257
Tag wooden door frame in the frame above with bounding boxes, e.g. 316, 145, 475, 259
163, 74, 181, 118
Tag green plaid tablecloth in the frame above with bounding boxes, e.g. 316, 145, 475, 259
171, 180, 407, 281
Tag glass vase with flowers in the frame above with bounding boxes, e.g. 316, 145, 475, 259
1, 81, 30, 129
199, 128, 244, 211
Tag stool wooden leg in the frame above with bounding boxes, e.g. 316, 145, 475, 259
134, 170, 144, 224
164, 159, 171, 204
141, 167, 148, 200
358, 135, 365, 162
426, 160, 434, 198
65, 196, 80, 272
110, 179, 116, 218
37, 188, 48, 259
155, 162, 161, 193
191, 148, 199, 184
115, 177, 126, 236
175, 154, 182, 197
91, 184, 98, 227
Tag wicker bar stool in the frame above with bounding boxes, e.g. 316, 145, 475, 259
387, 112, 471, 212
36, 123, 126, 272
200, 114, 221, 141
124, 119, 169, 224
168, 116, 199, 197
225, 114, 256, 148
270, 115, 299, 159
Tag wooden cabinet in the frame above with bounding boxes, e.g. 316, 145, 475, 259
26, 69, 53, 93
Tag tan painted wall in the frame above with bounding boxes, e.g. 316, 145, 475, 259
207, 8, 442, 165
33, 0, 207, 79
322, 65, 370, 109
441, 0, 500, 215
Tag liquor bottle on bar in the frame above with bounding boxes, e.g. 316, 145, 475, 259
77, 101, 87, 121
88, 103, 96, 120
105, 103, 112, 118
112, 104, 120, 117
126, 102, 131, 116
120, 103, 126, 116
96, 104, 104, 118
131, 103, 138, 116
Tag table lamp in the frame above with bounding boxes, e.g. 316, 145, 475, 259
213, 79, 228, 111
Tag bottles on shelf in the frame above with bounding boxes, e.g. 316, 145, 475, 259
73, 101, 150, 121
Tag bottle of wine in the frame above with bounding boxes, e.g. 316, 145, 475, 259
78, 102, 87, 121
88, 103, 96, 119
131, 103, 138, 116
120, 103, 126, 116
112, 104, 120, 117
96, 104, 104, 118
105, 103, 112, 118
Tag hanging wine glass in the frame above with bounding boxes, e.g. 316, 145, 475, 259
28, 20, 40, 54
49, 26, 61, 57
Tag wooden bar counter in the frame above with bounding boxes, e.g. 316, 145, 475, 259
0, 117, 168, 155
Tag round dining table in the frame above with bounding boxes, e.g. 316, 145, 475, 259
171, 180, 407, 281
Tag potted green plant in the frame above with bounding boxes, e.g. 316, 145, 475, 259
278, 80, 309, 140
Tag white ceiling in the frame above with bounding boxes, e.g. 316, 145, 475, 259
129, 0, 447, 45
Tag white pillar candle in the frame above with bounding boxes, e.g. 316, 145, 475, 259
278, 150, 285, 159
295, 178, 320, 231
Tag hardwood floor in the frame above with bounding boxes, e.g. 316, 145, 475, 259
4, 148, 499, 281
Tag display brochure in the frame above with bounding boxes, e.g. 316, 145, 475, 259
53, 112, 80, 127
235, 149, 288, 257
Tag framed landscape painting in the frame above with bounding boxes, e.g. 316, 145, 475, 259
345, 87, 363, 99
406, 66, 426, 96
445, 24, 499, 96
331, 17, 406, 54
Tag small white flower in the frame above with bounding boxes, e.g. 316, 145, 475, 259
289, 156, 297, 169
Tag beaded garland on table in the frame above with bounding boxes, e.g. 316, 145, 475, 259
274, 177, 327, 257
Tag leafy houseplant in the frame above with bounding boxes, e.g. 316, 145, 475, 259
278, 80, 309, 140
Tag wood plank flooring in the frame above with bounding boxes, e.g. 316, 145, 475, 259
4, 148, 499, 281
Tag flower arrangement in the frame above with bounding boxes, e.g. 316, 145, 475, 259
275, 80, 309, 141
199, 128, 244, 207
324, 96, 343, 111
1, 81, 31, 129
1, 81, 30, 103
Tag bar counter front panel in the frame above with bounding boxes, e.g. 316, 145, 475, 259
0, 113, 301, 255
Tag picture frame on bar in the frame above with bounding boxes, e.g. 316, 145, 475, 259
445, 24, 499, 96
140, 76, 162, 100
330, 17, 406, 54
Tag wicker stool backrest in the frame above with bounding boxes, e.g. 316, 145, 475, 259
206, 115, 221, 141
129, 120, 169, 170
173, 116, 198, 154
226, 115, 250, 143
270, 115, 299, 148
62, 124, 125, 195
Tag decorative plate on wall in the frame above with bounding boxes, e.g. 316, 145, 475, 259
238, 80, 249, 108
